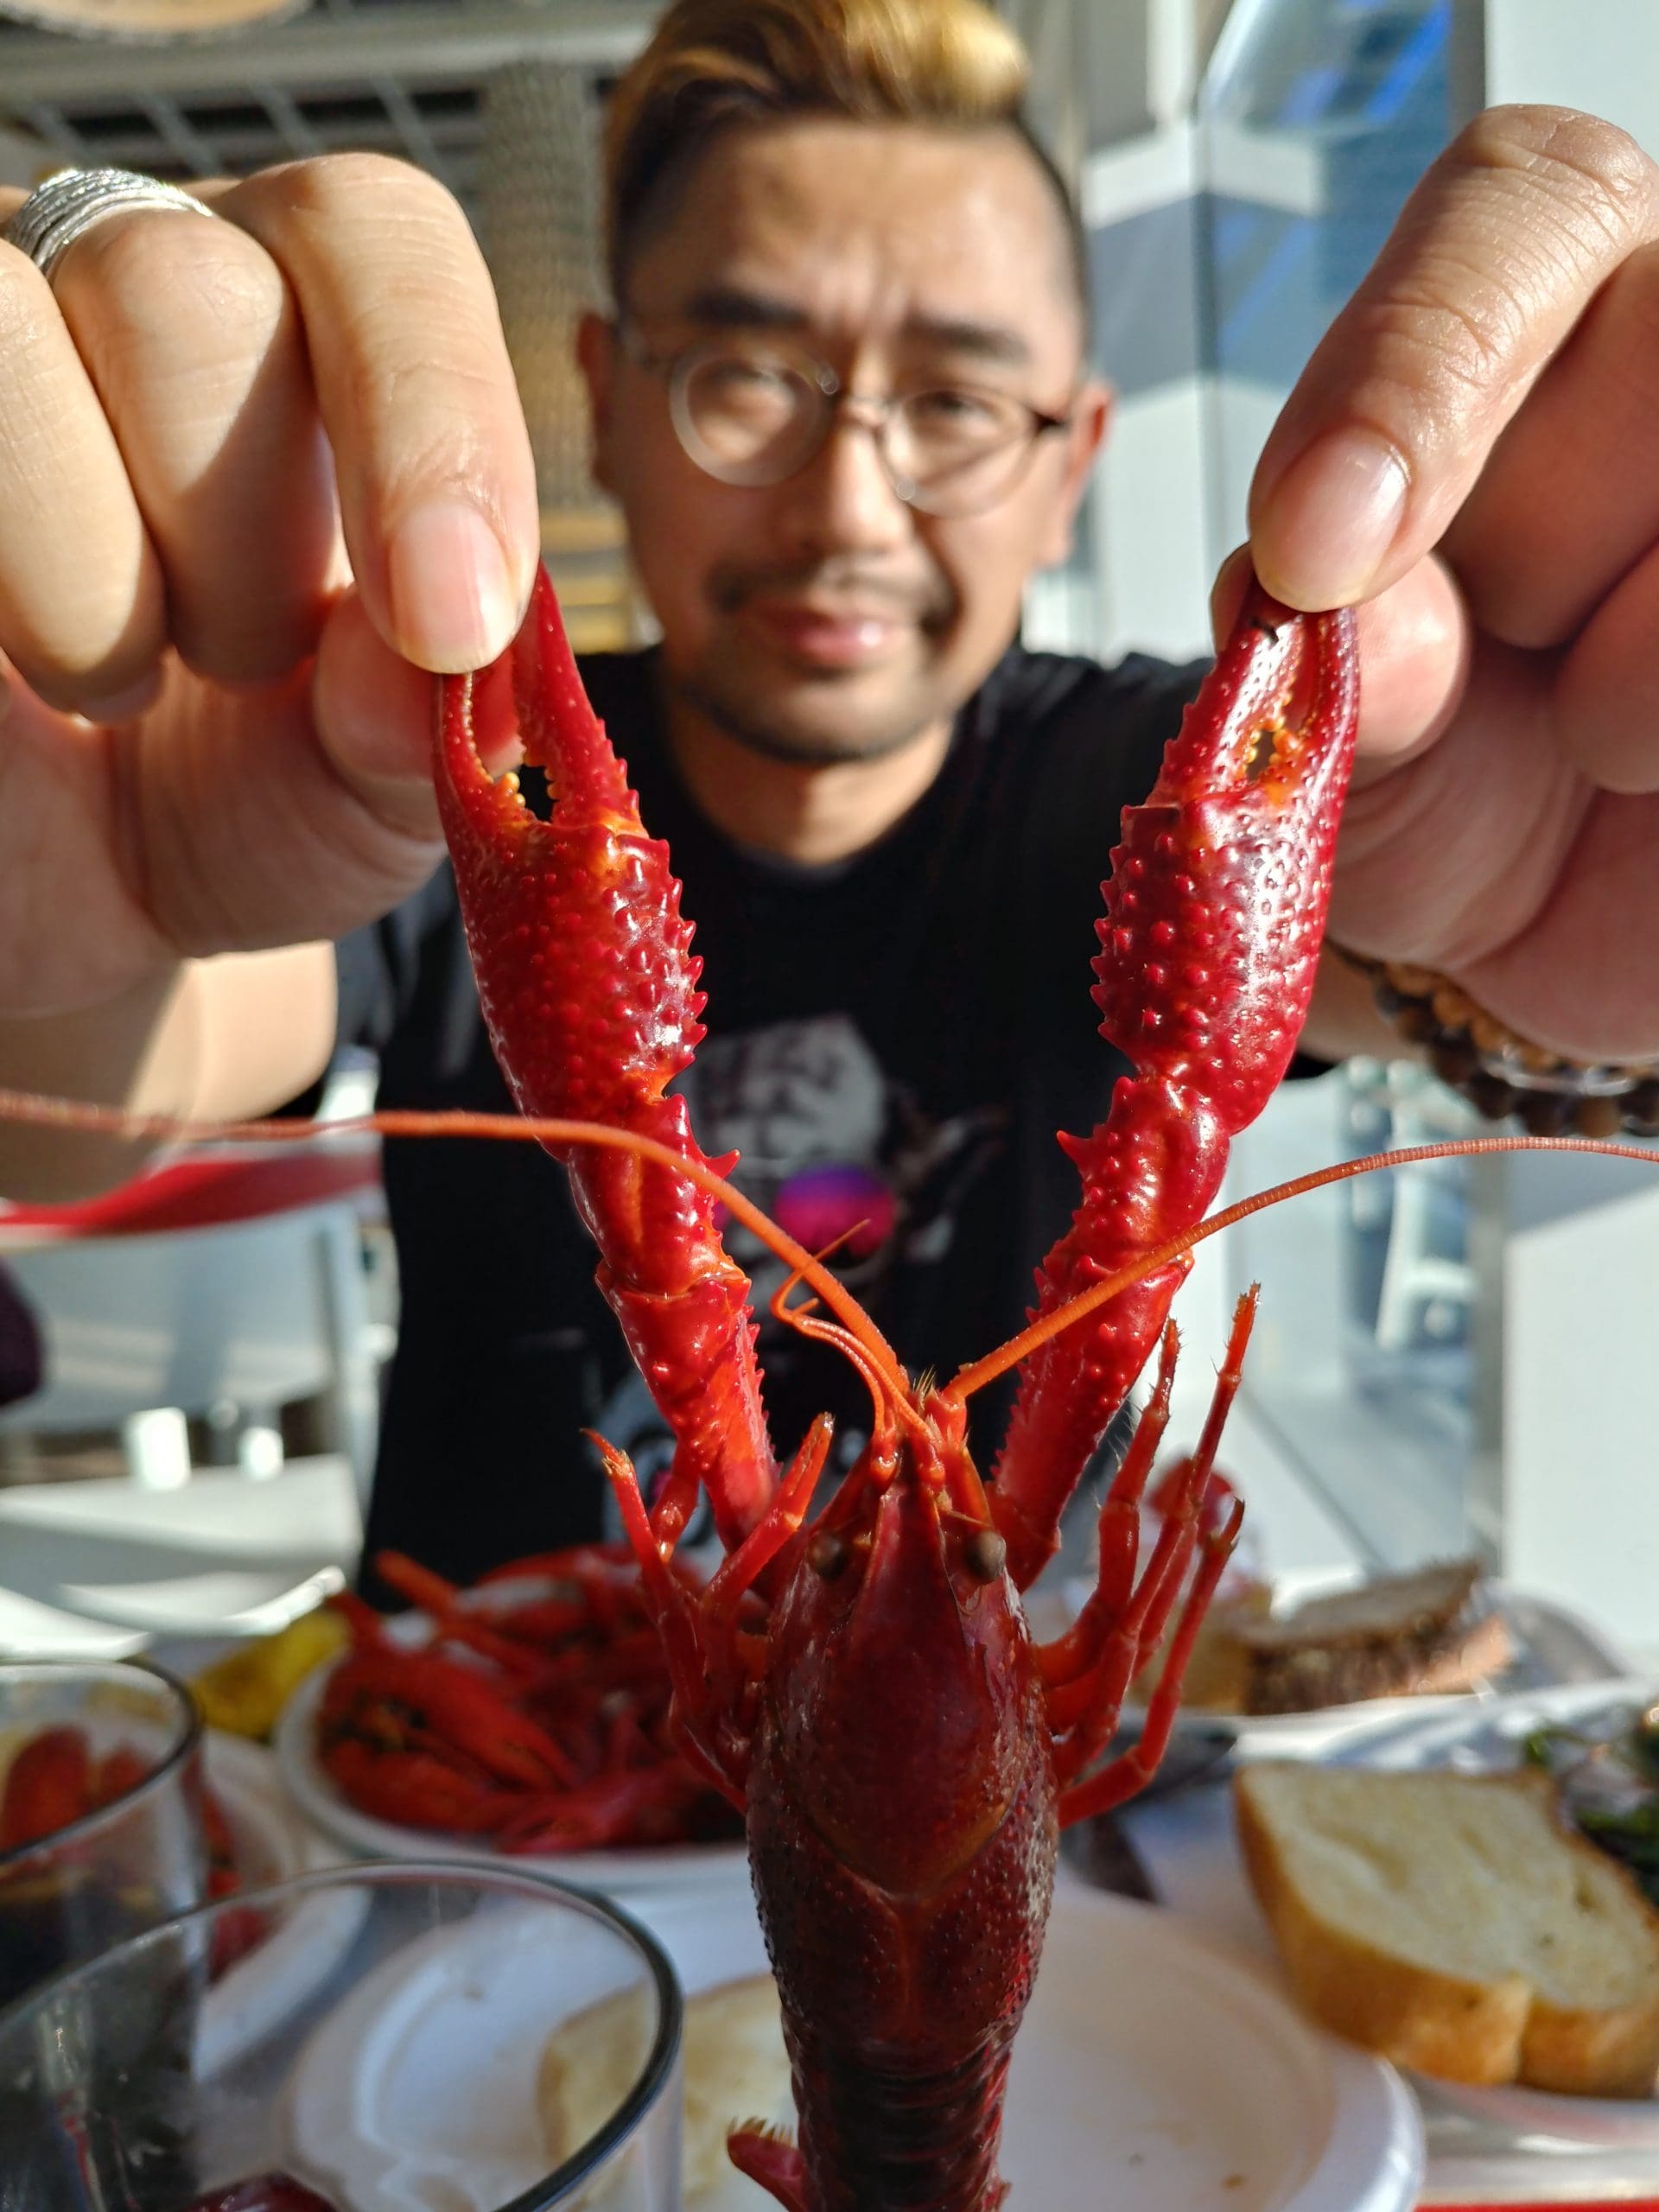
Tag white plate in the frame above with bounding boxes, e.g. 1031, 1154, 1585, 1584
285, 1896, 642, 2212
280, 1880, 1420, 2212
272, 1653, 751, 1899
204, 1729, 333, 1887
195, 1732, 359, 2082
693, 1884, 1424, 2212
1328, 1677, 1659, 2150
1072, 1571, 1631, 1748
998, 1886, 1420, 2212
1326, 1676, 1659, 1778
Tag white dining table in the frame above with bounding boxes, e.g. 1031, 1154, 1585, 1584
0, 1452, 360, 1655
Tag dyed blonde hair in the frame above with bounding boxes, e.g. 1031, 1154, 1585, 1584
603, 0, 1081, 307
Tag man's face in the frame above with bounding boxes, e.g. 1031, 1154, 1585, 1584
582, 116, 1107, 765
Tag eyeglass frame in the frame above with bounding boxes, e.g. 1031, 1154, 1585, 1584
613, 320, 1078, 518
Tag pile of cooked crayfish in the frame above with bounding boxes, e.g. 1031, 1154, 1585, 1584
316, 1546, 745, 1852
0, 1721, 263, 1975
1, 1723, 154, 1854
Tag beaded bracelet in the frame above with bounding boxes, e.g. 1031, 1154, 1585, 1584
1335, 948, 1659, 1139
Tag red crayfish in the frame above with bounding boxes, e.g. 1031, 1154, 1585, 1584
0, 1724, 151, 1853
2, 579, 1646, 2207
422, 569, 1359, 2212
4, 579, 1656, 2208
0, 1723, 264, 1976
315, 1546, 744, 1850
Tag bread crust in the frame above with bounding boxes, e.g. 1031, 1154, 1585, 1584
1142, 1561, 1511, 1717
1235, 1766, 1659, 2097
1233, 1562, 1510, 1716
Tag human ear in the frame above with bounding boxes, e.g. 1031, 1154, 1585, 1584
576, 311, 619, 496
1035, 378, 1111, 568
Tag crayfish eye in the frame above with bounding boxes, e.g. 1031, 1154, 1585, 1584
807, 1530, 850, 1580
962, 1529, 1007, 1585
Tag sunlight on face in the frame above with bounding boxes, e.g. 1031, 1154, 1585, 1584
587, 117, 1103, 766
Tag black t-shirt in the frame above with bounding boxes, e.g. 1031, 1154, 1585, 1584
337, 641, 1206, 1585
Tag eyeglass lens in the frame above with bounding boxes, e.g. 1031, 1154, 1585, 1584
675, 348, 1044, 513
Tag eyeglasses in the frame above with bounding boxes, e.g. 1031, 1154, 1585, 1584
618, 325, 1073, 518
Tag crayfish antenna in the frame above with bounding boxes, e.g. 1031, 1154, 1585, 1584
727, 2124, 810, 2212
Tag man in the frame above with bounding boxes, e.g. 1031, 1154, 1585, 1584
3, 0, 1658, 1577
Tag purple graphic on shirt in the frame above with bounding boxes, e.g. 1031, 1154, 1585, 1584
770, 1162, 896, 1261
593, 1014, 1006, 1527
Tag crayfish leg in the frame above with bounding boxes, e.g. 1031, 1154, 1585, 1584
727, 2124, 811, 2212
598, 1432, 759, 1808
1046, 1291, 1255, 1821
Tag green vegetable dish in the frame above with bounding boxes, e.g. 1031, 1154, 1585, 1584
1523, 1702, 1659, 1909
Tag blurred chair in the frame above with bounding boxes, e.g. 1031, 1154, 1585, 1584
0, 1145, 384, 1642
0, 1261, 42, 1410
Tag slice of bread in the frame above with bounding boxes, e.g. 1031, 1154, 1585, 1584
539, 1971, 792, 2200
1230, 1560, 1510, 1715
1236, 1763, 1659, 2095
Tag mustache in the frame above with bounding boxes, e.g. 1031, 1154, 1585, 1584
709, 557, 957, 629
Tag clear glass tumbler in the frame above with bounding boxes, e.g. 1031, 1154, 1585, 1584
0, 1860, 684, 2212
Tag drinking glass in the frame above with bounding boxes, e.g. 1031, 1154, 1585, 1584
0, 1656, 206, 2011
0, 1861, 684, 2212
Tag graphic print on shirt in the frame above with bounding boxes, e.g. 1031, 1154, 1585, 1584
679, 1014, 1005, 1308
593, 1012, 1006, 1525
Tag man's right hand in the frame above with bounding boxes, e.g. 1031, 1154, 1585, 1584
0, 154, 540, 1020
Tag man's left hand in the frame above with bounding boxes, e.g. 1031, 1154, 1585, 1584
1249, 105, 1659, 1062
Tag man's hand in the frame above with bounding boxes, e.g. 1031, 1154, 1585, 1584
0, 154, 538, 1020
1247, 106, 1659, 1064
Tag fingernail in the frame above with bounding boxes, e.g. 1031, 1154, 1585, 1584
1208, 544, 1254, 648
1253, 429, 1408, 608
81, 674, 161, 725
387, 499, 518, 672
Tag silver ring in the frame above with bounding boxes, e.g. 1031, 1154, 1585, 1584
2, 168, 215, 283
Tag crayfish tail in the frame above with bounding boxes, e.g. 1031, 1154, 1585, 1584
727, 2125, 812, 2212
782, 2031, 1015, 2212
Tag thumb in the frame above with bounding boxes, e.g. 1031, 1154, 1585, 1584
1249, 106, 1659, 610
311, 588, 444, 840
312, 587, 527, 842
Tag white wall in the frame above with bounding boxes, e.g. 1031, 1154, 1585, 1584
1485, 1155, 1659, 1656
1486, 1, 1659, 153
1472, 2, 1659, 1653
